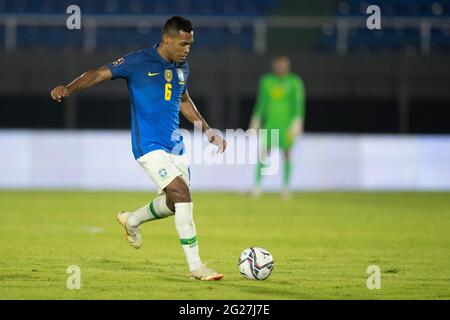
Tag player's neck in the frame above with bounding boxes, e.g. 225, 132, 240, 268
157, 44, 172, 63
274, 72, 289, 78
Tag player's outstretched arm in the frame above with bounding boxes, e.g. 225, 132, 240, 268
180, 90, 227, 153
50, 65, 112, 102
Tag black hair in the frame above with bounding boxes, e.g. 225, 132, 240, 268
162, 16, 193, 36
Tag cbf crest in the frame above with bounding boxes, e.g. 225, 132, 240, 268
176, 68, 185, 82
164, 69, 173, 82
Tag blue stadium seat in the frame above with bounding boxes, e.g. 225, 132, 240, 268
0, 0, 277, 15
326, 1, 450, 54
431, 26, 450, 52
193, 26, 253, 50
97, 26, 160, 51
15, 26, 84, 52
335, 0, 450, 17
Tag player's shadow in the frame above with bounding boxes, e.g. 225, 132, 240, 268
157, 274, 199, 283
150, 274, 320, 299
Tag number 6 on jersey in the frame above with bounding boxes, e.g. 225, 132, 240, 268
165, 83, 172, 101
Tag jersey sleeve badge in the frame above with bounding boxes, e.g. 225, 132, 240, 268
112, 57, 124, 67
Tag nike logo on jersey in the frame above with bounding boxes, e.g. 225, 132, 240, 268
148, 72, 160, 77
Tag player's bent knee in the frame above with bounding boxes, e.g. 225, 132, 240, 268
164, 177, 191, 203
168, 188, 191, 203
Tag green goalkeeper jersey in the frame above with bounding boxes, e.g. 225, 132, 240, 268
252, 73, 305, 148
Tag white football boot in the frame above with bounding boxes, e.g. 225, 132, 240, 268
190, 265, 224, 281
117, 211, 141, 249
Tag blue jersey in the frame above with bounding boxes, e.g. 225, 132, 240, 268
107, 44, 188, 159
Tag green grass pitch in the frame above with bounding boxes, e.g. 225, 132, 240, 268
0, 191, 449, 300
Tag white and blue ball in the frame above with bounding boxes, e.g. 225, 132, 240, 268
238, 247, 274, 280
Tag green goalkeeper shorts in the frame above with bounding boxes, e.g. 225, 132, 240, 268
261, 127, 293, 150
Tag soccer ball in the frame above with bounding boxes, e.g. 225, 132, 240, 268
238, 247, 274, 280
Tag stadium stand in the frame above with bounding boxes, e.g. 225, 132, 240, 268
0, 0, 277, 52
317, 0, 450, 54
1, 0, 450, 54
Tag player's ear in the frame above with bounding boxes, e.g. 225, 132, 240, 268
162, 33, 170, 45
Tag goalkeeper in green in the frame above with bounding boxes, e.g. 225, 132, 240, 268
249, 55, 305, 199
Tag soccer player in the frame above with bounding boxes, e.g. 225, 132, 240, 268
249, 55, 305, 199
50, 16, 226, 281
